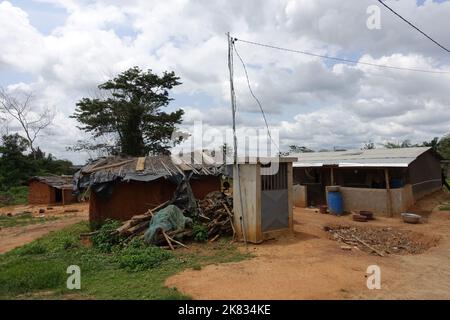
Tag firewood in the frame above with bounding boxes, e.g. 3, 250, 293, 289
162, 230, 175, 250
164, 233, 189, 248
209, 234, 220, 242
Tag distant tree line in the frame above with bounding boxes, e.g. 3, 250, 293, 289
380, 135, 450, 159
0, 134, 74, 191
285, 135, 450, 160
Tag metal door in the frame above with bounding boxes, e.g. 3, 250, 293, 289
261, 163, 289, 232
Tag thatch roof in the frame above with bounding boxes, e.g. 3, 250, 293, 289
74, 152, 224, 190
30, 176, 73, 189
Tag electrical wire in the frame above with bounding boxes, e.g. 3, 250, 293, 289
234, 38, 450, 75
233, 43, 281, 153
377, 0, 450, 54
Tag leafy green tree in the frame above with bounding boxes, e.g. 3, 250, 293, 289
438, 134, 450, 160
362, 141, 375, 150
384, 139, 417, 149
0, 134, 74, 191
71, 67, 184, 156
0, 134, 33, 189
421, 137, 440, 152
288, 145, 314, 154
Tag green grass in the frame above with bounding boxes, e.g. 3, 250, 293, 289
439, 203, 450, 211
0, 186, 29, 207
0, 222, 252, 300
0, 212, 59, 229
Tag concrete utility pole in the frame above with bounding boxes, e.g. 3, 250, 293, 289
227, 33, 247, 244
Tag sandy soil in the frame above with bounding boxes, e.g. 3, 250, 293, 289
166, 191, 450, 299
0, 203, 88, 253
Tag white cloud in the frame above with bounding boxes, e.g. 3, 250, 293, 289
1, 0, 450, 163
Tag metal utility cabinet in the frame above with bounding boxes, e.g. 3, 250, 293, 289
233, 157, 296, 243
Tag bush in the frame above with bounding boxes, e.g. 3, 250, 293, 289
16, 242, 48, 256
0, 186, 28, 206
193, 224, 208, 242
92, 219, 123, 253
117, 243, 173, 272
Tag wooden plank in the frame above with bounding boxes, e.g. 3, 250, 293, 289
136, 157, 146, 171
385, 168, 393, 217
84, 159, 134, 173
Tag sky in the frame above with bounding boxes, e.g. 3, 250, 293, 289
1, 0, 450, 164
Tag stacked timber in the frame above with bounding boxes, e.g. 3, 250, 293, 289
197, 191, 235, 241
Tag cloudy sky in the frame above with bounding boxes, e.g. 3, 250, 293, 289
1, 0, 450, 164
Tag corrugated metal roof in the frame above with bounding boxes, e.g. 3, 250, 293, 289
293, 147, 432, 168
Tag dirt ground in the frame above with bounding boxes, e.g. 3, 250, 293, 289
166, 191, 450, 300
0, 203, 88, 253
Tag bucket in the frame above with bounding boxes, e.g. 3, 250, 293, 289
319, 205, 328, 214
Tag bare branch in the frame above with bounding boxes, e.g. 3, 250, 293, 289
0, 87, 54, 157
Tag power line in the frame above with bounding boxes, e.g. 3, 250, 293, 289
234, 38, 450, 75
377, 0, 450, 54
233, 43, 280, 153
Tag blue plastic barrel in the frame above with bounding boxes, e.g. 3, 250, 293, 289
328, 191, 343, 215
390, 179, 403, 188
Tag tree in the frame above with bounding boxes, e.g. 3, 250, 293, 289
66, 139, 119, 161
0, 134, 32, 189
422, 137, 440, 152
0, 134, 74, 191
384, 139, 416, 149
362, 141, 375, 150
438, 134, 450, 160
0, 88, 54, 158
288, 145, 314, 154
71, 67, 184, 156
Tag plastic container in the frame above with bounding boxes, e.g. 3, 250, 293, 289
390, 179, 403, 188
327, 191, 343, 215
401, 213, 421, 224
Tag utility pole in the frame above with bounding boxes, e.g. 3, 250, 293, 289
227, 33, 238, 165
227, 33, 247, 244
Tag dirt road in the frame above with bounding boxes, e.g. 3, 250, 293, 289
0, 203, 88, 254
166, 192, 450, 299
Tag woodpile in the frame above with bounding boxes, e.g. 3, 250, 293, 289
113, 201, 170, 238
324, 225, 435, 256
197, 191, 235, 241
109, 191, 235, 249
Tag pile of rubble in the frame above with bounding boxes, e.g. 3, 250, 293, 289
324, 225, 434, 256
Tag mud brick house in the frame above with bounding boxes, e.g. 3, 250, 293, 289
74, 152, 224, 222
292, 147, 442, 216
29, 176, 77, 205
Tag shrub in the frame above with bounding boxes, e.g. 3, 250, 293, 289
117, 244, 173, 272
0, 186, 28, 206
92, 219, 123, 253
193, 224, 208, 242
16, 242, 48, 256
